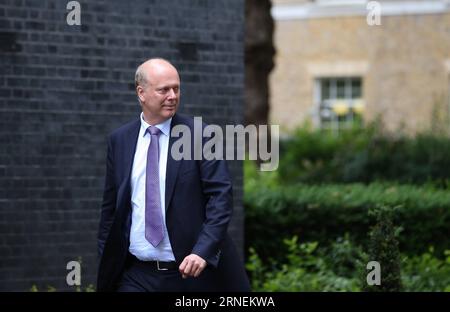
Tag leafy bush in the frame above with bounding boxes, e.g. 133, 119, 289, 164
244, 122, 450, 291
364, 206, 402, 291
276, 124, 450, 186
246, 236, 365, 291
401, 248, 450, 292
244, 169, 450, 261
246, 236, 450, 292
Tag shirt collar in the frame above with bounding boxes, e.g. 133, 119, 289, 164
140, 112, 172, 137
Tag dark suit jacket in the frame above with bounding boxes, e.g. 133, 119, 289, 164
97, 113, 250, 292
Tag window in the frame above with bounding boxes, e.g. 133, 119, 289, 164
315, 77, 364, 130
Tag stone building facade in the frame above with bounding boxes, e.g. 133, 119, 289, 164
270, 0, 450, 133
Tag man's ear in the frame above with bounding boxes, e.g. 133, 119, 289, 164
136, 86, 145, 102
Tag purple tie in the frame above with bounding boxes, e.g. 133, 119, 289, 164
145, 126, 164, 247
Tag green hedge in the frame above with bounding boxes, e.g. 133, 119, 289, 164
246, 236, 450, 292
278, 125, 450, 186
244, 181, 450, 262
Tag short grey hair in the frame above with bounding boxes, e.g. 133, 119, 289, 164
135, 64, 148, 89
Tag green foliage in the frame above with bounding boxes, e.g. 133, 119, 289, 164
246, 236, 364, 291
29, 285, 56, 292
276, 123, 450, 186
76, 284, 96, 292
244, 122, 450, 291
401, 248, 450, 292
244, 158, 280, 192
364, 206, 402, 291
29, 284, 95, 292
246, 236, 450, 292
244, 179, 450, 262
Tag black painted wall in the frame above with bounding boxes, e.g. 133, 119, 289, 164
0, 0, 244, 291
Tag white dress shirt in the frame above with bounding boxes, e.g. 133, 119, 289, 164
129, 113, 175, 261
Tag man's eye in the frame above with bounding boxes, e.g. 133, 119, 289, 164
157, 87, 178, 94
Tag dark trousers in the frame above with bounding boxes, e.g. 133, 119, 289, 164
117, 253, 250, 292
117, 255, 186, 292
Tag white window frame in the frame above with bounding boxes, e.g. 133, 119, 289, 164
315, 77, 363, 131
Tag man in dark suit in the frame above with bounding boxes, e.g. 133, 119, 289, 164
97, 58, 250, 292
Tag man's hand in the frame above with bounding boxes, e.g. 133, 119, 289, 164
179, 254, 207, 279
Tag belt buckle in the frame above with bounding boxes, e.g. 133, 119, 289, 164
157, 260, 168, 271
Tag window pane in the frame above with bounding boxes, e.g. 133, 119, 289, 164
337, 79, 345, 98
321, 79, 331, 100
351, 78, 361, 98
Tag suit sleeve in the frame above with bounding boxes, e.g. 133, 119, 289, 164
191, 150, 233, 268
97, 135, 117, 259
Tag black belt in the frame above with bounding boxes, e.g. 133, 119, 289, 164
130, 255, 178, 271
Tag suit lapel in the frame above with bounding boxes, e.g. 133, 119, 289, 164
114, 120, 139, 241
116, 120, 140, 218
165, 114, 182, 211
123, 120, 141, 185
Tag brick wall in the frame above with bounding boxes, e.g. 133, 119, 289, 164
0, 0, 244, 291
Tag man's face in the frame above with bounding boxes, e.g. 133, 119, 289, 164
137, 62, 180, 125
